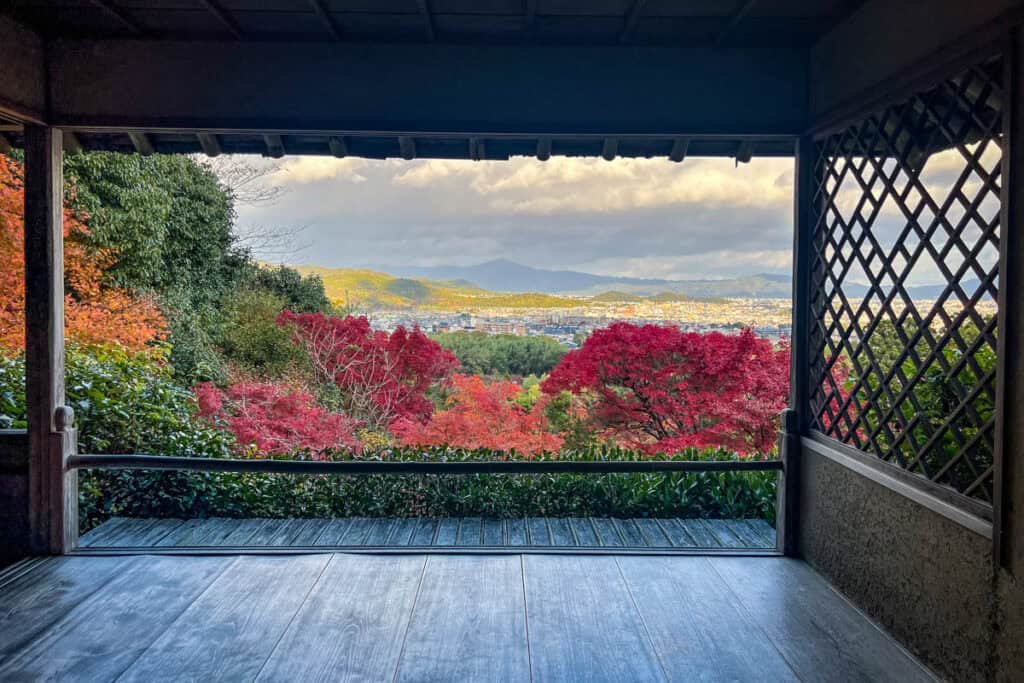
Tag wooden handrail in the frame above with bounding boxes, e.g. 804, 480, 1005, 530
67, 454, 782, 475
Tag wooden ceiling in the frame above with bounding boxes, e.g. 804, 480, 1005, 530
5, 0, 864, 47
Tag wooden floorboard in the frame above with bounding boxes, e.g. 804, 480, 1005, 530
256, 555, 426, 681
711, 557, 935, 682
617, 556, 799, 681
120, 555, 329, 682
0, 554, 935, 682
0, 556, 132, 661
395, 555, 530, 682
523, 554, 668, 682
0, 556, 231, 680
78, 516, 779, 551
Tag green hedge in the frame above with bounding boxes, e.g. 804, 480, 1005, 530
79, 446, 777, 531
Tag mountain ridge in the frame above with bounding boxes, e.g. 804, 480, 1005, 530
367, 259, 794, 298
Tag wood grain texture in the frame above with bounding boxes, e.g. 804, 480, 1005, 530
702, 519, 746, 548
654, 518, 697, 547
0, 555, 935, 682
256, 555, 426, 682
81, 516, 781, 550
711, 557, 934, 682
434, 518, 459, 545
395, 556, 530, 682
569, 517, 599, 545
0, 556, 131, 660
523, 555, 666, 682
388, 518, 420, 545
678, 519, 719, 547
312, 518, 353, 545
617, 556, 799, 681
506, 518, 528, 545
0, 556, 230, 680
120, 555, 330, 682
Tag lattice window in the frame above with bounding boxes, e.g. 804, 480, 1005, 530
808, 55, 1003, 504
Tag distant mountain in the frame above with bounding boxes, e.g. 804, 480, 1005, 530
372, 259, 674, 295
371, 259, 794, 299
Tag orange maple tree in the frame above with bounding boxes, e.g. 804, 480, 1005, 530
0, 155, 165, 351
392, 374, 563, 454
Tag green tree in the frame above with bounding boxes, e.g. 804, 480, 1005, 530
220, 290, 307, 378
433, 332, 567, 377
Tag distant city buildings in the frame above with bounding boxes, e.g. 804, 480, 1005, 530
365, 298, 794, 348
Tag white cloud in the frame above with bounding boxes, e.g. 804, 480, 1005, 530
391, 156, 793, 215
269, 157, 371, 185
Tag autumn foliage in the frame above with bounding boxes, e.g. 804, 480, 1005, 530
542, 323, 789, 455
393, 374, 563, 454
0, 155, 164, 351
277, 311, 458, 429
194, 381, 361, 458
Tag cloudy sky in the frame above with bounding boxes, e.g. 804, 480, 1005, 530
233, 154, 797, 280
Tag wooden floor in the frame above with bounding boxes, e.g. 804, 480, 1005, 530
79, 516, 778, 552
0, 553, 933, 681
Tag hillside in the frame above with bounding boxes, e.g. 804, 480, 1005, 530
292, 265, 590, 310
372, 259, 794, 298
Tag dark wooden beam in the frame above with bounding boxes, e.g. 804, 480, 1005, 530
263, 134, 285, 158
0, 17, 46, 125
669, 137, 690, 162
416, 0, 435, 41
735, 139, 754, 163
23, 125, 78, 554
198, 0, 243, 40
619, 0, 648, 44
994, 28, 1024, 570
715, 0, 758, 46
780, 134, 813, 558
197, 132, 221, 157
398, 136, 417, 160
308, 0, 342, 41
127, 132, 154, 155
88, 0, 145, 36
524, 0, 537, 31
61, 132, 82, 154
536, 137, 551, 161
601, 137, 619, 161
48, 42, 808, 136
328, 135, 348, 157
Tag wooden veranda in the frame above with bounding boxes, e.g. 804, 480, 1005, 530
2, 1, 1024, 680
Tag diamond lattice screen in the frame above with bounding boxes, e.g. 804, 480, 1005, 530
808, 56, 1003, 504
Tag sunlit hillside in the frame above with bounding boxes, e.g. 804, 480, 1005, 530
292, 265, 590, 311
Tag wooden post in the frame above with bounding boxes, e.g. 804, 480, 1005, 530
24, 125, 77, 554
994, 30, 1024, 570
778, 134, 815, 557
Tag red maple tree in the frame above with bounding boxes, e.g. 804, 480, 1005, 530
277, 311, 458, 430
194, 381, 362, 458
392, 374, 563, 454
541, 323, 789, 455
0, 155, 165, 351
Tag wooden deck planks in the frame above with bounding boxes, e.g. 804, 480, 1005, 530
523, 554, 667, 682
395, 556, 530, 681
78, 516, 778, 550
0, 554, 933, 682
617, 556, 799, 681
119, 555, 330, 682
0, 556, 231, 680
711, 557, 934, 682
0, 556, 132, 660
256, 555, 426, 682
